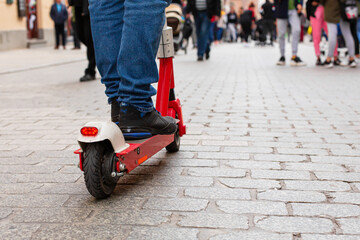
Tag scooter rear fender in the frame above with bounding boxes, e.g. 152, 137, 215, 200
77, 121, 129, 153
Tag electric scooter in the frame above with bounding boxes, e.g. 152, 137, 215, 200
74, 22, 186, 199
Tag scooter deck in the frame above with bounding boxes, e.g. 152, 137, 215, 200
75, 133, 174, 173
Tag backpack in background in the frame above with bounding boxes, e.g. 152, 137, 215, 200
340, 0, 358, 22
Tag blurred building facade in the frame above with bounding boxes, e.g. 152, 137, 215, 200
0, 0, 55, 51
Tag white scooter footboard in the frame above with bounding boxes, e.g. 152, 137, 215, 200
77, 121, 129, 153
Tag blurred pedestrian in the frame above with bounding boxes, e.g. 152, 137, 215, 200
50, 0, 68, 50
307, 0, 338, 65
186, 0, 221, 61
239, 4, 255, 43
68, 0, 96, 82
349, 3, 359, 58
275, 0, 306, 66
260, 0, 276, 45
215, 10, 227, 43
227, 5, 238, 42
321, 0, 357, 68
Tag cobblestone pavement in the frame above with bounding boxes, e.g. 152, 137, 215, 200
0, 43, 360, 240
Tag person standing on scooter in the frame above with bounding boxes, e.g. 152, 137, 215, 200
87, 0, 176, 139
68, 0, 96, 82
185, 0, 221, 61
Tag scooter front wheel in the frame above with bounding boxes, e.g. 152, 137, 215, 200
83, 142, 119, 199
166, 127, 180, 153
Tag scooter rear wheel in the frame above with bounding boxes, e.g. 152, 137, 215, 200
83, 142, 119, 199
166, 127, 180, 153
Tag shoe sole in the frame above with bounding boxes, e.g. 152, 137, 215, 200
277, 62, 285, 66
120, 125, 177, 140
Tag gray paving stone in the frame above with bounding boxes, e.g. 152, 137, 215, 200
14, 173, 81, 183
127, 227, 199, 240
32, 224, 118, 240
64, 195, 146, 209
255, 216, 333, 233
152, 175, 213, 187
178, 212, 248, 229
223, 147, 273, 154
254, 154, 307, 162
0, 194, 69, 208
181, 145, 221, 152
0, 165, 62, 174
251, 170, 311, 180
209, 231, 293, 240
143, 198, 208, 212
217, 200, 287, 215
0, 183, 43, 194
161, 158, 219, 167
225, 160, 281, 170
258, 190, 327, 203
202, 140, 248, 146
184, 187, 251, 200
302, 234, 360, 240
197, 152, 250, 160
114, 185, 179, 198
311, 156, 360, 165
32, 183, 89, 195
13, 208, 91, 223
188, 167, 246, 177
129, 166, 183, 176
0, 223, 40, 240
291, 203, 360, 217
338, 218, 360, 234
284, 162, 345, 172
284, 180, 351, 192
88, 209, 171, 226
0, 208, 12, 219
219, 178, 281, 189
330, 192, 360, 204
277, 148, 329, 155
315, 172, 360, 182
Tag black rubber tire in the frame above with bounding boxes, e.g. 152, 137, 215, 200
166, 128, 180, 153
83, 143, 118, 199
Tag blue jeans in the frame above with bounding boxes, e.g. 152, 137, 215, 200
195, 11, 211, 57
88, 0, 170, 112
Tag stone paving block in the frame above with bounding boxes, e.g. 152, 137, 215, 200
198, 152, 250, 160
302, 234, 360, 240
152, 175, 213, 187
277, 148, 329, 155
181, 145, 221, 152
202, 140, 248, 146
32, 183, 89, 195
114, 185, 179, 198
153, 151, 195, 159
127, 227, 199, 240
311, 156, 360, 165
0, 157, 42, 165
0, 195, 69, 208
219, 178, 281, 189
338, 218, 360, 234
284, 180, 351, 192
216, 200, 287, 215
13, 208, 91, 223
0, 165, 62, 174
0, 223, 40, 240
64, 195, 145, 209
178, 212, 248, 229
129, 166, 183, 176
315, 172, 360, 182
223, 147, 273, 154
251, 170, 311, 180
225, 160, 281, 170
254, 154, 307, 162
291, 203, 360, 217
330, 192, 360, 204
209, 231, 293, 240
284, 162, 345, 172
187, 167, 246, 177
258, 190, 327, 203
331, 149, 360, 156
0, 150, 32, 158
14, 173, 81, 183
0, 183, 43, 194
161, 158, 219, 167
143, 198, 208, 212
184, 187, 251, 200
88, 209, 171, 226
255, 216, 333, 233
0, 174, 18, 183
0, 208, 12, 219
354, 183, 360, 190
32, 224, 119, 240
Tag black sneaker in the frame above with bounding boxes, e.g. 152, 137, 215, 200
205, 51, 210, 60
80, 74, 96, 82
323, 59, 334, 68
197, 56, 204, 61
111, 99, 120, 123
119, 104, 177, 140
276, 56, 285, 66
290, 56, 306, 66
316, 58, 323, 66
333, 58, 341, 66
348, 59, 357, 68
